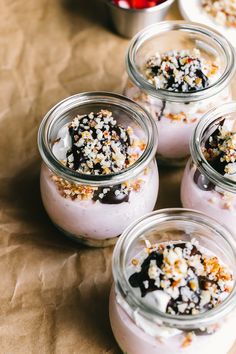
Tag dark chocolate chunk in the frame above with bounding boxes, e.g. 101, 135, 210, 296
193, 169, 215, 191
156, 100, 166, 121
190, 245, 202, 257
93, 185, 130, 204
198, 276, 218, 291
129, 251, 164, 297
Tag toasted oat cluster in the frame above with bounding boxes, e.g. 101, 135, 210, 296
145, 49, 219, 92
202, 0, 236, 28
129, 240, 233, 315
51, 174, 145, 203
51, 175, 96, 201
65, 110, 145, 175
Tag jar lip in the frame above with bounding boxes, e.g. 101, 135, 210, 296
38, 92, 158, 187
126, 21, 236, 103
112, 208, 236, 329
191, 101, 236, 193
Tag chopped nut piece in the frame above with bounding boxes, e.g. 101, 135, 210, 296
131, 258, 139, 266
181, 332, 194, 348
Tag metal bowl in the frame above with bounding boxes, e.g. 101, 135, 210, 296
106, 0, 175, 38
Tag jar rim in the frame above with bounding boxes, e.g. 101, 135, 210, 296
126, 21, 236, 103
38, 92, 158, 187
112, 208, 236, 329
191, 101, 236, 193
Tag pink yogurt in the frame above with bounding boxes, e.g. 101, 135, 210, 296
181, 161, 236, 239
109, 285, 236, 354
124, 83, 231, 161
40, 161, 159, 241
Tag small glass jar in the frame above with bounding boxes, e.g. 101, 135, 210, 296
110, 209, 236, 354
38, 92, 159, 247
181, 101, 236, 239
124, 21, 235, 165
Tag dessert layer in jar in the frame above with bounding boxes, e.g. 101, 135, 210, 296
110, 239, 235, 354
41, 110, 158, 243
181, 117, 236, 238
125, 48, 230, 161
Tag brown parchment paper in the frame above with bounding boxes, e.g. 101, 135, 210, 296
0, 0, 235, 353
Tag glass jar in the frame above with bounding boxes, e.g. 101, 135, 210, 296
124, 21, 235, 165
38, 92, 159, 247
110, 209, 236, 354
181, 101, 236, 239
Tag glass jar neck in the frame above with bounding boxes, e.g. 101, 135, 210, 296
38, 92, 158, 187
126, 21, 235, 103
191, 101, 236, 194
113, 209, 236, 330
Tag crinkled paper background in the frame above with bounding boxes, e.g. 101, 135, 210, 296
0, 0, 235, 353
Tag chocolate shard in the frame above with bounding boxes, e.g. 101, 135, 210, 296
198, 276, 217, 291
93, 185, 130, 205
193, 169, 215, 191
129, 251, 163, 297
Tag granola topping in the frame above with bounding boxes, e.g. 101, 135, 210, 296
51, 110, 147, 204
61, 110, 145, 175
202, 0, 236, 28
203, 117, 236, 179
51, 174, 144, 203
194, 118, 236, 208
129, 239, 233, 315
145, 48, 219, 92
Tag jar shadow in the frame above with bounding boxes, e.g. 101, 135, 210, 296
61, 0, 109, 30
156, 165, 183, 209
51, 278, 121, 353
5, 159, 87, 249
4, 160, 185, 354
5, 160, 122, 351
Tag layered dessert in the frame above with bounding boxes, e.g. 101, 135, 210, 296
202, 0, 236, 28
181, 117, 236, 237
125, 48, 230, 161
40, 109, 158, 244
110, 239, 235, 354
